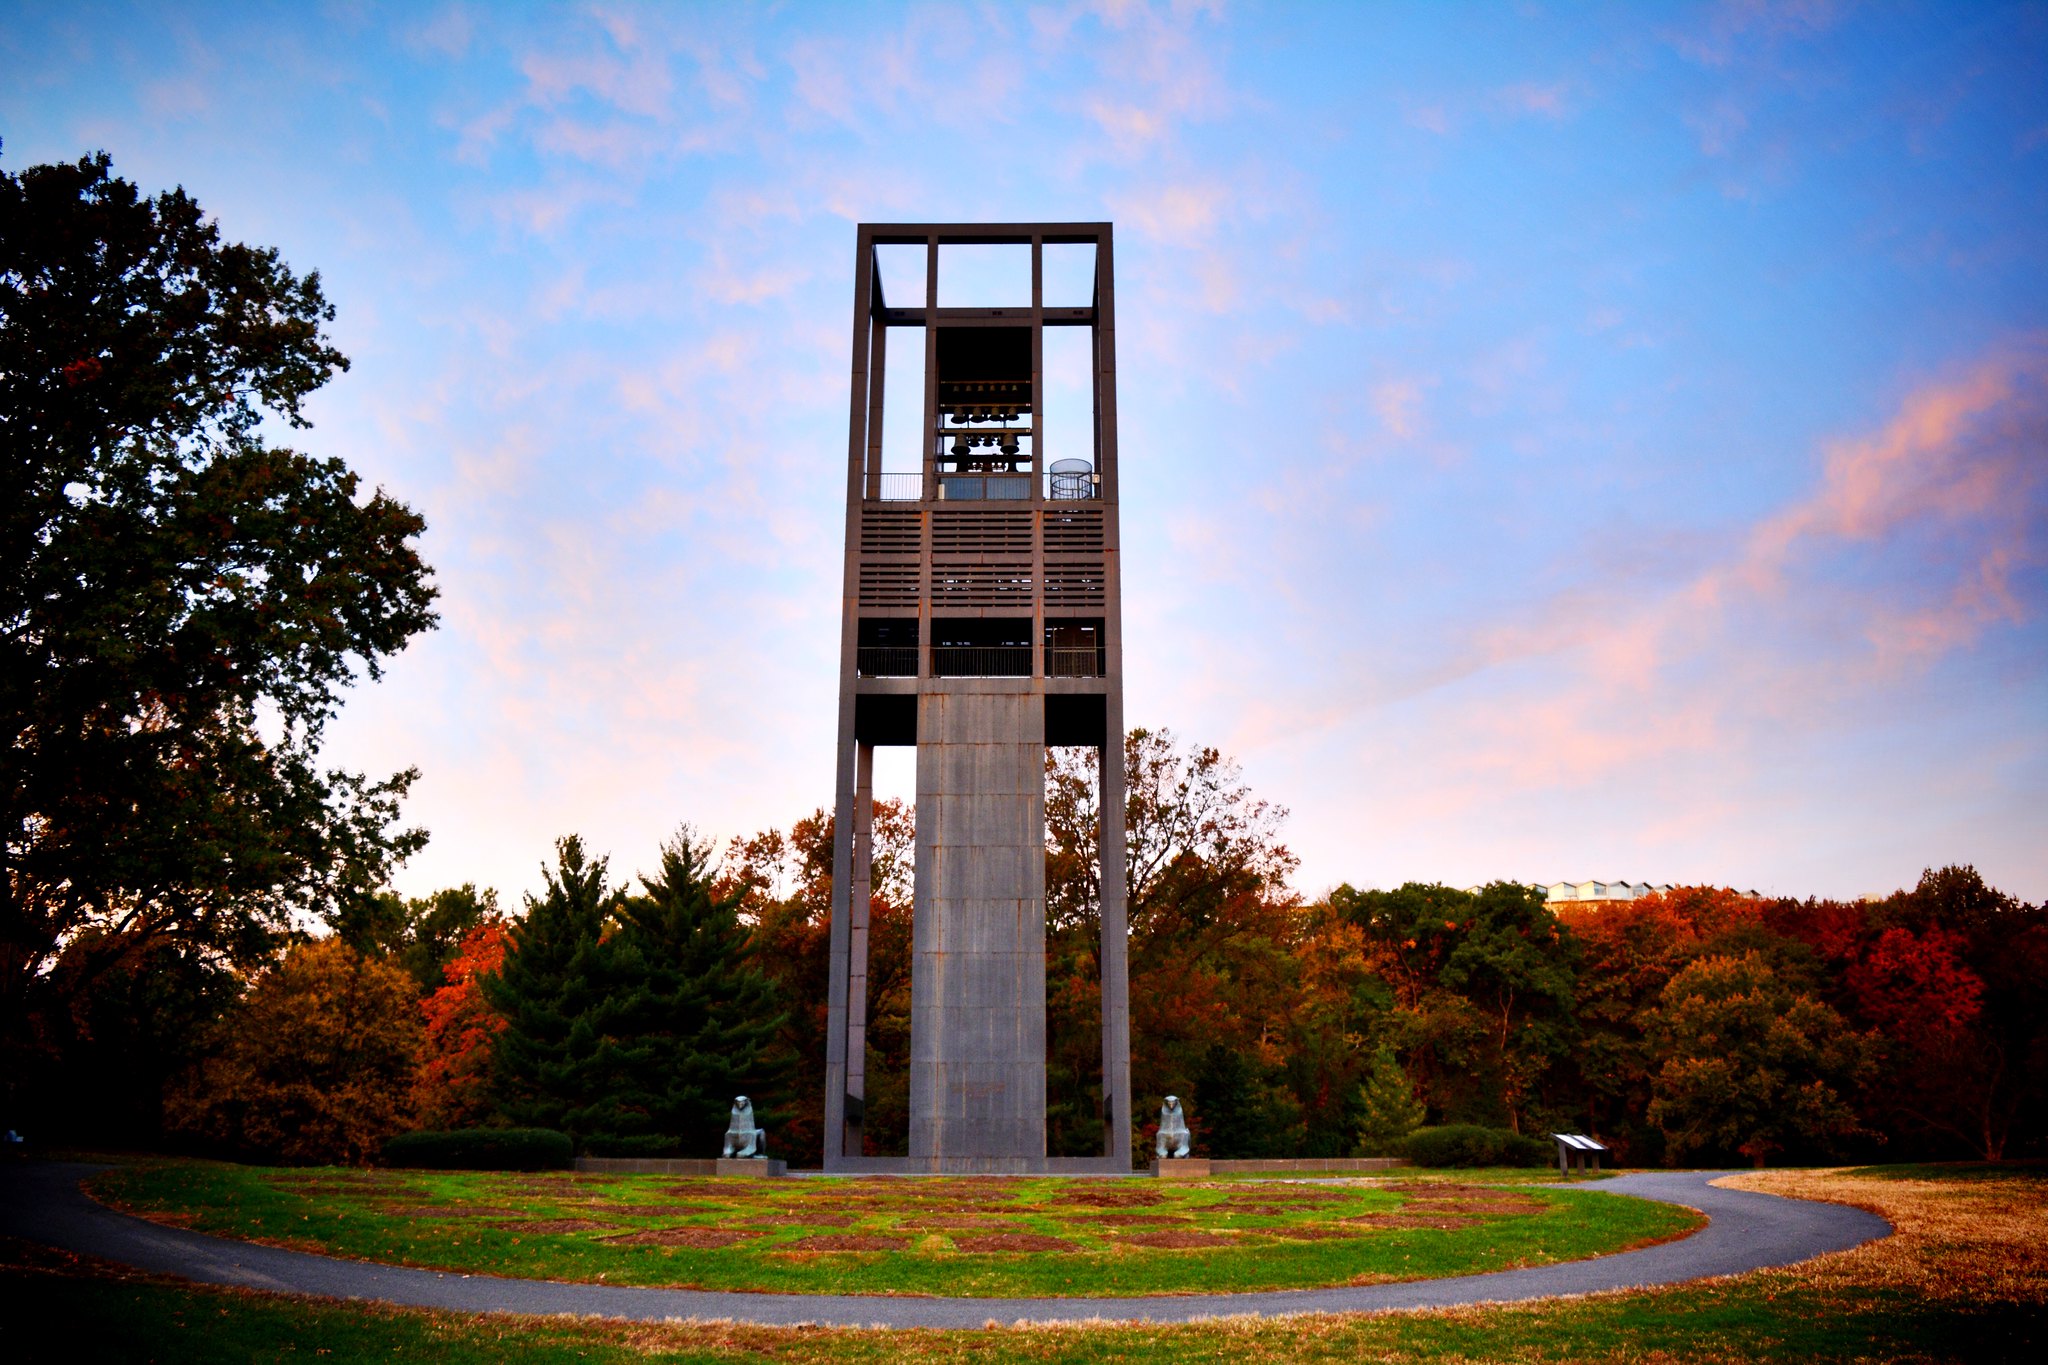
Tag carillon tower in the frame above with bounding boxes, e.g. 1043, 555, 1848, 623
821, 224, 1130, 1174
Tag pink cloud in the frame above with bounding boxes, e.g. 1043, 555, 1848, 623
1110, 181, 1228, 247
1370, 377, 1431, 438
1301, 337, 2048, 818
1666, 0, 1846, 68
1727, 342, 2044, 609
1494, 82, 1572, 120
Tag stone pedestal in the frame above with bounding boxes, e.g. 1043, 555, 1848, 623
1150, 1157, 1212, 1179
715, 1158, 787, 1178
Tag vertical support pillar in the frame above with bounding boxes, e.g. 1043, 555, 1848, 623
1093, 226, 1131, 1168
1098, 726, 1131, 1163
824, 230, 877, 1171
1029, 236, 1046, 675
844, 742, 875, 1155
922, 238, 939, 502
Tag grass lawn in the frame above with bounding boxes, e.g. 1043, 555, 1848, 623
5, 1165, 2044, 1364
87, 1162, 1688, 1297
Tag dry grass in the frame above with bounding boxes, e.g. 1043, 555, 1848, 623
1718, 1167, 2048, 1307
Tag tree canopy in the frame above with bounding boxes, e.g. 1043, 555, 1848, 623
165, 937, 422, 1165
1646, 951, 1875, 1165
1, 153, 437, 1105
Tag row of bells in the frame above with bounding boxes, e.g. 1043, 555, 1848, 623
951, 433, 1023, 457
947, 405, 1025, 424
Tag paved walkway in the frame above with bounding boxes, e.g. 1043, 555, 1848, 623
0, 1163, 1889, 1328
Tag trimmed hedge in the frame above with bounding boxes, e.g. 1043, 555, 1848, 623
381, 1127, 573, 1171
1403, 1124, 1553, 1169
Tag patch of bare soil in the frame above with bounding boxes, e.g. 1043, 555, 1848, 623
1056, 1186, 1166, 1208
1411, 1198, 1542, 1215
574, 1202, 720, 1217
1052, 1211, 1192, 1225
373, 1205, 525, 1219
1395, 1182, 1510, 1200
488, 1218, 613, 1234
893, 1215, 1004, 1230
654, 1182, 731, 1198
1337, 1212, 1481, 1230
599, 1228, 759, 1248
949, 1233, 1080, 1253
778, 1234, 909, 1252
1257, 1226, 1358, 1241
1116, 1229, 1240, 1249
736, 1212, 857, 1228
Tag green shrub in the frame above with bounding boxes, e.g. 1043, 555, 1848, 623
1404, 1124, 1552, 1168
381, 1127, 572, 1171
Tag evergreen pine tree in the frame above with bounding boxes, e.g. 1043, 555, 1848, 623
1190, 1040, 1304, 1157
482, 835, 616, 1135
1352, 1045, 1426, 1154
570, 830, 788, 1155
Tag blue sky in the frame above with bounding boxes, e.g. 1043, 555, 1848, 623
7, 1, 2044, 904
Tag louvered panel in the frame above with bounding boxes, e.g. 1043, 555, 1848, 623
1042, 562, 1106, 607
858, 562, 921, 607
932, 509, 1033, 557
860, 507, 922, 555
930, 561, 1033, 607
1042, 508, 1105, 555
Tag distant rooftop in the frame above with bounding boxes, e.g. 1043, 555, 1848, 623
1460, 881, 1765, 903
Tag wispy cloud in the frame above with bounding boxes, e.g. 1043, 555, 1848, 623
1435, 339, 2047, 786
1493, 81, 1573, 120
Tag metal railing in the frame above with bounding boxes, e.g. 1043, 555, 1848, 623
931, 646, 1032, 677
855, 646, 919, 677
862, 471, 1101, 502
1045, 647, 1104, 677
870, 472, 923, 501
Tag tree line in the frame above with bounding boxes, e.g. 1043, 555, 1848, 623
15, 726, 2042, 1169
725, 732, 2046, 1169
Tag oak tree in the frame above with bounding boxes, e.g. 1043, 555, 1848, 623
1646, 951, 1876, 1165
1, 154, 437, 1103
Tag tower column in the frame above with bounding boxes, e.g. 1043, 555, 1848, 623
845, 741, 874, 1155
907, 687, 1047, 1168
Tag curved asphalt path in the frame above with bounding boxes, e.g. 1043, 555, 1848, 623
0, 1162, 1888, 1327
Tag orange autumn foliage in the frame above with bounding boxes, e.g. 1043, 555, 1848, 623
166, 938, 422, 1165
413, 920, 509, 1129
